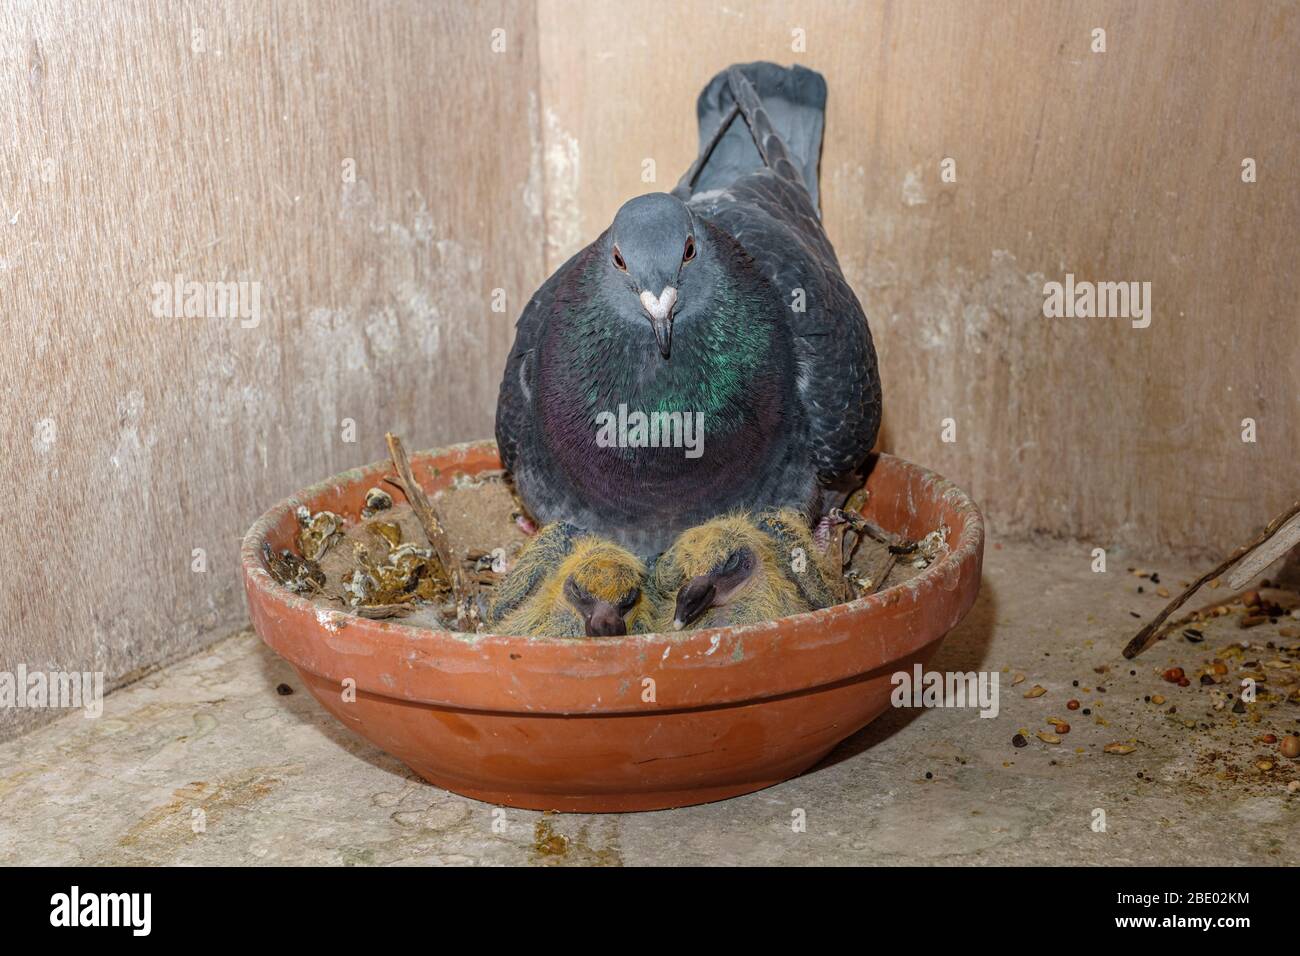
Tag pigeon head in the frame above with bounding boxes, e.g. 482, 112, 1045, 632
606, 192, 704, 359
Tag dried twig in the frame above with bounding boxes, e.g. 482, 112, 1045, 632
384, 433, 477, 629
830, 507, 911, 550
823, 514, 852, 602
1123, 499, 1300, 659
829, 506, 898, 599
352, 603, 417, 620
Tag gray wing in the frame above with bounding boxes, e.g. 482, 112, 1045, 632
685, 66, 880, 492
692, 171, 881, 492
494, 247, 586, 475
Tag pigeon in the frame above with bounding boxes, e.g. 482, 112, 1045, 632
496, 62, 881, 557
484, 522, 652, 637
650, 509, 841, 631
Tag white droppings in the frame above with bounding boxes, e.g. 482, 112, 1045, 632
521, 91, 545, 220
543, 107, 582, 268
31, 418, 57, 455
902, 167, 927, 207
315, 608, 343, 632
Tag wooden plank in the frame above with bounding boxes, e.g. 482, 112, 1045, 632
0, 0, 544, 740
538, 0, 1300, 562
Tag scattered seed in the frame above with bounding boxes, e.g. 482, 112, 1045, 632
1104, 743, 1137, 755
1162, 667, 1185, 683
1200, 673, 1215, 685
1213, 662, 1228, 675
1257, 734, 1278, 744
1178, 677, 1190, 687
1037, 731, 1061, 744
1241, 615, 1268, 629
275, 683, 294, 696
1151, 694, 1165, 705
1012, 733, 1028, 748
1156, 586, 1170, 598
1281, 736, 1300, 759
1183, 628, 1204, 643
1024, 685, 1047, 699
1067, 699, 1080, 710
1012, 672, 1026, 686
1256, 760, 1274, 772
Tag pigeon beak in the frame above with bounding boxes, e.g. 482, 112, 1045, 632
673, 575, 717, 630
584, 600, 628, 638
639, 287, 677, 359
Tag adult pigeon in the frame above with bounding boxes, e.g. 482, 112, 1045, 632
496, 62, 881, 557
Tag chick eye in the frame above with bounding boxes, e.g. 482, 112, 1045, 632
563, 575, 593, 610
617, 587, 641, 614
682, 236, 696, 263
612, 246, 627, 271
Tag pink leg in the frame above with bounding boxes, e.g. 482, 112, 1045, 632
813, 515, 837, 553
515, 514, 538, 537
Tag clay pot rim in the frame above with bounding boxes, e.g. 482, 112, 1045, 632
240, 440, 983, 649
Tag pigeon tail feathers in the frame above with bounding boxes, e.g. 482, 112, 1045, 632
682, 62, 827, 214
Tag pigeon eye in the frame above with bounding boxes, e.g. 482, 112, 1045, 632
612, 246, 627, 271
682, 236, 696, 263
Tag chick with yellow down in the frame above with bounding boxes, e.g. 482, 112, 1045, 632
485, 522, 652, 637
651, 509, 842, 631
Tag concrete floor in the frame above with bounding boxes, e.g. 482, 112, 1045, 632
1, 539, 1297, 866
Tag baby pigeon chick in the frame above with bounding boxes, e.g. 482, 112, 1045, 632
485, 522, 651, 637
652, 509, 841, 631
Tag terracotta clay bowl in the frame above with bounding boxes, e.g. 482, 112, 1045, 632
241, 441, 984, 813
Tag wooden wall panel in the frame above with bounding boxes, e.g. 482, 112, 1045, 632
538, 0, 1299, 558
0, 0, 544, 739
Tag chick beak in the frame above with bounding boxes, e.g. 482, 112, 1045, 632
672, 575, 717, 631
584, 600, 628, 638
639, 287, 677, 360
